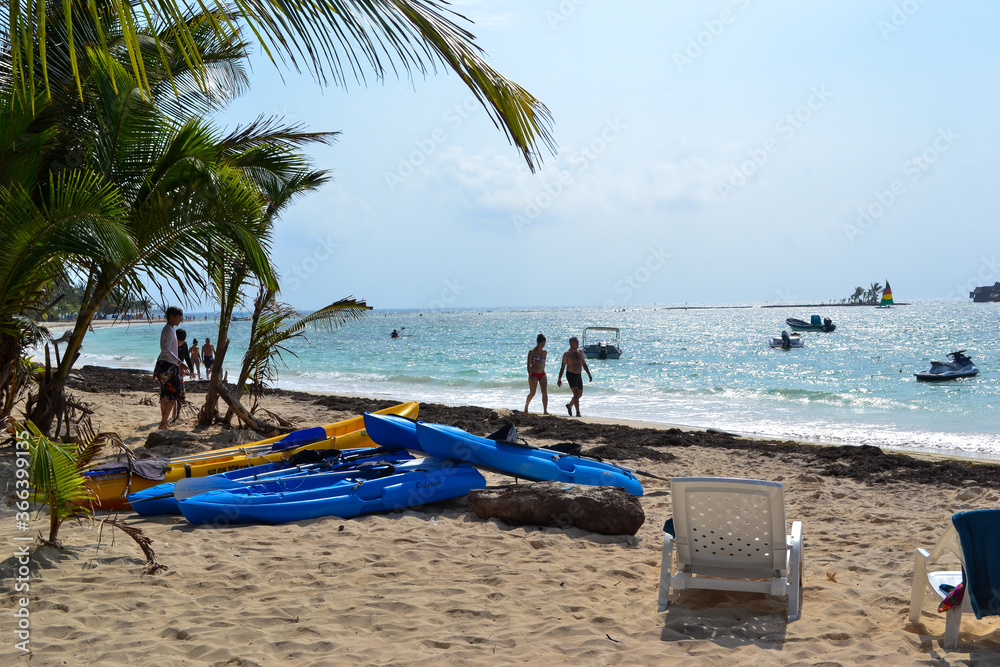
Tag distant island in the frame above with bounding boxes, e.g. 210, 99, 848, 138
970, 282, 1000, 303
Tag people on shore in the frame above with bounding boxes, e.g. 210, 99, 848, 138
190, 338, 202, 379
558, 336, 592, 417
202, 338, 215, 377
524, 333, 549, 414
174, 329, 193, 422
153, 307, 184, 429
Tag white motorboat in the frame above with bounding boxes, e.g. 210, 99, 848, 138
915, 351, 979, 382
582, 327, 622, 359
769, 331, 804, 349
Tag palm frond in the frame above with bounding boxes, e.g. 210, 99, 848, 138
12, 419, 94, 544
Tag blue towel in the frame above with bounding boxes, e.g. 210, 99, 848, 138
952, 509, 1000, 619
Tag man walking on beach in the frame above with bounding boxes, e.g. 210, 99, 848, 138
558, 337, 592, 417
153, 307, 184, 430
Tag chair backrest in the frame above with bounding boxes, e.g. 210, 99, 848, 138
951, 509, 1000, 619
671, 477, 788, 579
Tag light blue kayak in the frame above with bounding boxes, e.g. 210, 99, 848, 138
414, 422, 644, 496
177, 457, 486, 525
363, 411, 419, 449
129, 447, 413, 516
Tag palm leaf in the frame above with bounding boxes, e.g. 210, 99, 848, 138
12, 419, 94, 545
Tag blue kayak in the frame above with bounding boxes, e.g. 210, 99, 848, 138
177, 457, 486, 525
363, 411, 419, 449
129, 447, 413, 516
414, 422, 644, 496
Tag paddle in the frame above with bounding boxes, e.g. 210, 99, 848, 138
173, 448, 411, 500
166, 429, 331, 464
174, 462, 402, 499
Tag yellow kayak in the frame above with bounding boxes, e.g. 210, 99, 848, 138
83, 401, 419, 510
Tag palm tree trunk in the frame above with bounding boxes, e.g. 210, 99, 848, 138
28, 300, 101, 436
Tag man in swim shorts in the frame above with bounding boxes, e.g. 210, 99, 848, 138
558, 336, 592, 417
153, 307, 184, 429
202, 338, 215, 376
524, 333, 549, 414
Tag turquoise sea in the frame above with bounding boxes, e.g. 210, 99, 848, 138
59, 302, 999, 458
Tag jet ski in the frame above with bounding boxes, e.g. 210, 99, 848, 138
915, 351, 979, 382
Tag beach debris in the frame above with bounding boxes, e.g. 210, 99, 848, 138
468, 482, 645, 535
97, 518, 168, 575
826, 571, 838, 583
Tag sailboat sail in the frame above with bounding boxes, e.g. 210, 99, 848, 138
880, 281, 894, 307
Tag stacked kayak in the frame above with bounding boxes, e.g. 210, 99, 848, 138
177, 457, 486, 525
363, 412, 419, 450
128, 447, 415, 516
84, 401, 419, 510
363, 412, 643, 496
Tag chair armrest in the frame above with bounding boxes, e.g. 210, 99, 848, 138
909, 548, 931, 623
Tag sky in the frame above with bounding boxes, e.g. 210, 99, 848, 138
218, 0, 1000, 310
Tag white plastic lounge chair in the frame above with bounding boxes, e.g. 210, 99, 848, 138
909, 509, 1000, 650
657, 477, 803, 621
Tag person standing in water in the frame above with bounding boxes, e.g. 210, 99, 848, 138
202, 338, 215, 376
524, 333, 549, 414
557, 336, 592, 417
190, 338, 202, 379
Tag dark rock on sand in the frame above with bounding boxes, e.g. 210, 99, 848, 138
468, 482, 645, 536
143, 429, 203, 453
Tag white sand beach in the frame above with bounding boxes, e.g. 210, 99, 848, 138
3, 372, 1000, 666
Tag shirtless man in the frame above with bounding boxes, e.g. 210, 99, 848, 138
524, 334, 549, 414
557, 337, 592, 417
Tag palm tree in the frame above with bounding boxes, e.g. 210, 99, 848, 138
2, 0, 555, 171
12, 8, 325, 434
199, 152, 341, 425
849, 286, 864, 304
223, 290, 370, 425
0, 88, 134, 423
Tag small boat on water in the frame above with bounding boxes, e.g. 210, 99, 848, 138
582, 327, 622, 359
915, 351, 979, 382
769, 331, 804, 349
878, 281, 894, 308
786, 315, 836, 332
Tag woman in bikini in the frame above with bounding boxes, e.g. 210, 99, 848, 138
190, 339, 202, 379
524, 333, 549, 414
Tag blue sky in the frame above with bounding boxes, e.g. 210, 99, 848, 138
219, 0, 1000, 310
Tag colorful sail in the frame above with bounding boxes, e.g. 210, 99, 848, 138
880, 281, 894, 307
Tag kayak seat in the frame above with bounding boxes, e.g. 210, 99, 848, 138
270, 426, 329, 452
